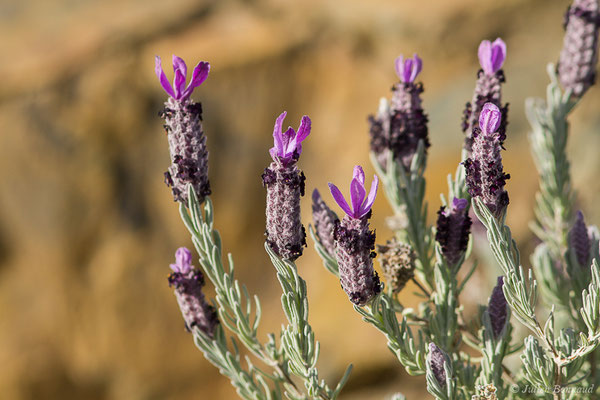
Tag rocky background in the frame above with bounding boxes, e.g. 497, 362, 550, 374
1, 0, 599, 398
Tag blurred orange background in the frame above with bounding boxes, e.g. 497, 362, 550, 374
1, 0, 600, 398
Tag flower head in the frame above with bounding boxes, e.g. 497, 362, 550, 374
269, 112, 311, 166
570, 211, 591, 267
478, 38, 506, 76
395, 54, 423, 83
155, 55, 210, 101
427, 343, 448, 388
488, 276, 508, 339
328, 166, 379, 219
435, 198, 472, 266
479, 103, 502, 135
170, 247, 193, 274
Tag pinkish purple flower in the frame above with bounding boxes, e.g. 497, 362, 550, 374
395, 54, 423, 83
155, 55, 210, 101
168, 247, 219, 337
427, 343, 448, 388
269, 112, 311, 166
479, 103, 502, 134
170, 247, 193, 274
488, 276, 508, 339
478, 38, 507, 76
328, 166, 379, 219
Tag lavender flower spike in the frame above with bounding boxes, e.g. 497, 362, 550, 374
462, 39, 509, 156
558, 0, 600, 97
369, 54, 429, 170
263, 112, 311, 260
427, 343, 448, 388
155, 55, 210, 102
570, 211, 592, 266
464, 103, 510, 217
395, 54, 423, 83
157, 56, 211, 204
329, 166, 381, 306
312, 189, 339, 258
435, 198, 472, 266
168, 247, 219, 338
488, 276, 508, 339
478, 39, 507, 76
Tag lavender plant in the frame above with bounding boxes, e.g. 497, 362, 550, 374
156, 0, 600, 398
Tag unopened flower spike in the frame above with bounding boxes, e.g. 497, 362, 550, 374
462, 38, 509, 156
558, 0, 600, 97
435, 197, 472, 266
378, 239, 415, 294
570, 211, 592, 267
328, 166, 381, 306
168, 247, 219, 338
263, 112, 311, 260
488, 276, 508, 339
312, 189, 339, 258
464, 102, 510, 217
157, 55, 211, 204
427, 343, 448, 388
369, 53, 429, 170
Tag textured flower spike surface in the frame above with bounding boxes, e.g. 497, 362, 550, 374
311, 189, 339, 258
570, 210, 592, 267
328, 166, 381, 306
462, 38, 509, 157
378, 238, 415, 294
558, 0, 600, 97
427, 343, 448, 388
369, 53, 429, 170
464, 103, 510, 217
487, 276, 508, 339
168, 247, 219, 338
262, 112, 311, 260
435, 197, 472, 267
156, 55, 211, 203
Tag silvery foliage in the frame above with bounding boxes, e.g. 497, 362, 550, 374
180, 187, 351, 399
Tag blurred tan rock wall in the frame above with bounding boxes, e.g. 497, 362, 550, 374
1, 0, 599, 398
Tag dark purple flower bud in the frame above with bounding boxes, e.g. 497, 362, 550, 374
160, 94, 211, 204
168, 247, 219, 338
378, 239, 415, 293
435, 198, 472, 266
570, 211, 592, 266
155, 56, 210, 102
328, 166, 378, 219
427, 343, 448, 388
464, 103, 510, 217
558, 0, 600, 97
263, 113, 310, 260
478, 39, 507, 76
395, 54, 423, 83
369, 55, 429, 170
333, 215, 381, 306
462, 39, 509, 156
312, 189, 339, 257
488, 276, 508, 339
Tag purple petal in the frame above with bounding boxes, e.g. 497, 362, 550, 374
172, 247, 193, 274
479, 102, 501, 134
155, 56, 176, 98
452, 197, 468, 211
172, 55, 188, 82
173, 69, 186, 99
352, 165, 365, 185
359, 175, 379, 218
478, 40, 493, 75
282, 127, 296, 155
408, 54, 423, 83
294, 115, 311, 154
182, 61, 210, 99
350, 178, 367, 218
394, 55, 406, 82
328, 183, 353, 217
490, 38, 506, 73
272, 112, 287, 158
